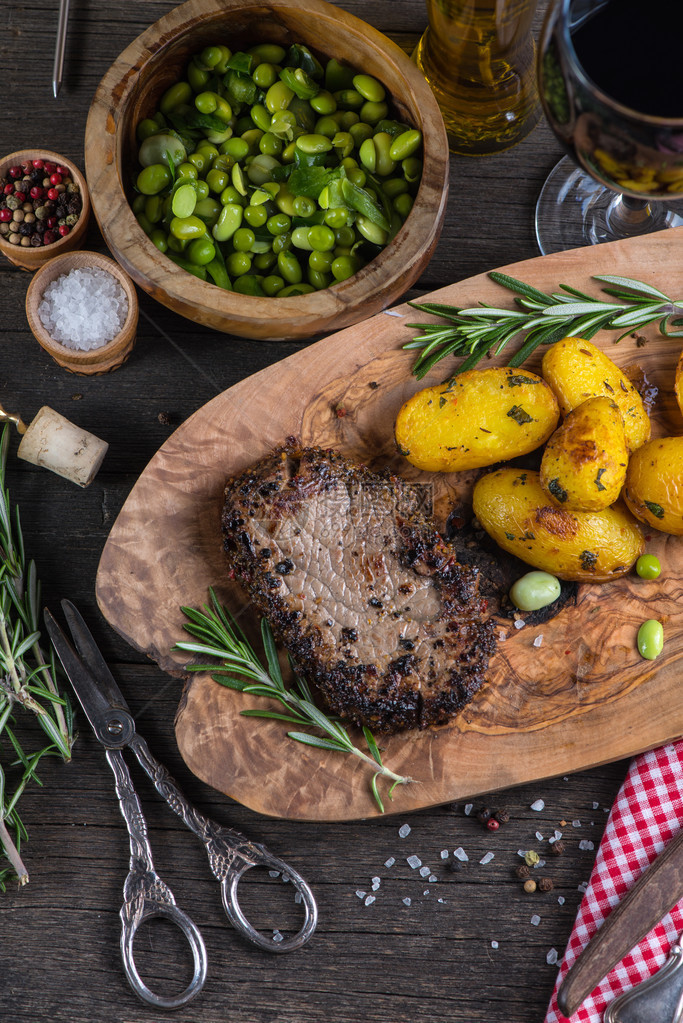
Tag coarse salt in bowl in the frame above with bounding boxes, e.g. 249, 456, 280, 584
25, 251, 139, 375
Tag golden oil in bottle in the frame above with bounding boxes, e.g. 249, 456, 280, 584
413, 0, 541, 155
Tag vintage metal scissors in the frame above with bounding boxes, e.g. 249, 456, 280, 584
44, 599, 318, 1010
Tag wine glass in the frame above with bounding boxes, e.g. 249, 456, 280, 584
535, 0, 683, 255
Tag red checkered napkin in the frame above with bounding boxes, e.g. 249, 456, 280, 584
545, 740, 683, 1022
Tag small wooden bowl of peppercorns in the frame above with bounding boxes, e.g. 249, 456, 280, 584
0, 149, 90, 271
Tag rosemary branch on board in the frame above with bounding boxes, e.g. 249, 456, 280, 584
404, 272, 683, 379
174, 589, 413, 812
0, 424, 75, 890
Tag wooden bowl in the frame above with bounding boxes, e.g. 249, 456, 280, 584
85, 0, 449, 341
25, 250, 139, 375
0, 150, 91, 271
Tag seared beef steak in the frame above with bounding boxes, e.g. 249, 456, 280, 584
221, 446, 496, 733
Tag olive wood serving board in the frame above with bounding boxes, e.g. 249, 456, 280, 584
96, 226, 683, 821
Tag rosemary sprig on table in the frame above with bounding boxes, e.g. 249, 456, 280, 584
0, 425, 74, 890
175, 589, 413, 812
405, 272, 683, 379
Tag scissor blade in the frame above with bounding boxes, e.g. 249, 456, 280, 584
60, 599, 132, 716
43, 604, 133, 747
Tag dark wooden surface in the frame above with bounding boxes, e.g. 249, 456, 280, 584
0, 2, 632, 1021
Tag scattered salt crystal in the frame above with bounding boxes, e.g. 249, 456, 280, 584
407, 855, 422, 869
518, 849, 528, 858
514, 619, 525, 630
364, 895, 375, 906
578, 882, 588, 894
531, 799, 545, 811
403, 897, 411, 906
558, 896, 566, 905
383, 309, 404, 317
491, 940, 499, 949
498, 630, 507, 641
464, 803, 473, 816
282, 875, 290, 883
552, 830, 563, 842
440, 849, 449, 860
423, 890, 430, 896
592, 801, 600, 810
453, 847, 469, 861
38, 267, 128, 350
419, 866, 430, 877
438, 898, 445, 904
480, 852, 494, 865
533, 634, 543, 647
398, 823, 411, 838
356, 890, 366, 899
385, 857, 395, 868
372, 876, 381, 887
531, 914, 541, 927
429, 875, 438, 883
572, 819, 582, 828
273, 929, 284, 943
536, 831, 544, 842
579, 840, 595, 851
269, 870, 280, 878
535, 860, 546, 869
547, 948, 558, 965
372, 881, 380, 891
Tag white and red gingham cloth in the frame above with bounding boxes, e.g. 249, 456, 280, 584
545, 741, 683, 1022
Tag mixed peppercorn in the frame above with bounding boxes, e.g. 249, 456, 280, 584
0, 159, 82, 249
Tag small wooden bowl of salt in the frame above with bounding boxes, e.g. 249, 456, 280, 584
25, 250, 138, 374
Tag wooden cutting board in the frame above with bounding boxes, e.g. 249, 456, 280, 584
96, 226, 683, 821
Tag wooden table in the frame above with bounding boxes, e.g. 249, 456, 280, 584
0, 2, 633, 1021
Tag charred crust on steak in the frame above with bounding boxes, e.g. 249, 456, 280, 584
221, 445, 497, 734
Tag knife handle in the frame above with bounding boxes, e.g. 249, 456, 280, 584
558, 827, 683, 1018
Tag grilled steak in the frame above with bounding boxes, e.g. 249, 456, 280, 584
221, 445, 496, 734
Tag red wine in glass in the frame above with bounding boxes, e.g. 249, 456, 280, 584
536, 0, 683, 254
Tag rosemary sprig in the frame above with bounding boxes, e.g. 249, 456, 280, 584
0, 424, 75, 890
174, 589, 413, 812
405, 272, 683, 379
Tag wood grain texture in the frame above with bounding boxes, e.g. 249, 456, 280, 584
96, 226, 683, 821
84, 0, 449, 340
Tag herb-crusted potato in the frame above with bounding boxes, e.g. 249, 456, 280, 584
623, 437, 683, 535
394, 367, 560, 472
539, 397, 629, 511
542, 336, 650, 451
472, 468, 644, 581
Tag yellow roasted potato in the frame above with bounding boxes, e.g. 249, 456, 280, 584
542, 336, 650, 451
539, 397, 628, 511
623, 437, 683, 535
472, 468, 644, 581
394, 367, 559, 472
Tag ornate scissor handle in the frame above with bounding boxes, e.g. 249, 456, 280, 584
129, 734, 319, 952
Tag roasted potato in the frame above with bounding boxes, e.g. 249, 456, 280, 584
539, 397, 628, 511
623, 436, 683, 535
394, 367, 559, 472
472, 467, 644, 581
542, 336, 650, 451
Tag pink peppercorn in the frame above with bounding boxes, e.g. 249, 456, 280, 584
0, 209, 11, 222
486, 818, 500, 832
47, 188, 59, 201
58, 224, 70, 237
32, 159, 44, 169
49, 173, 62, 186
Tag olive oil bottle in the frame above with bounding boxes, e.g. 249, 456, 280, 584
413, 0, 541, 155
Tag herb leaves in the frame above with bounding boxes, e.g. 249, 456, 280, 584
175, 590, 413, 812
404, 273, 683, 379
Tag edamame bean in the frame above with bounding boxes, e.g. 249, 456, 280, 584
252, 62, 278, 89
137, 164, 172, 195
233, 226, 256, 252
331, 255, 358, 281
389, 128, 422, 161
222, 138, 250, 161
188, 237, 216, 265
277, 249, 303, 283
636, 554, 661, 579
267, 213, 291, 236
226, 251, 252, 276
292, 196, 317, 218
170, 214, 207, 240
308, 224, 335, 251
355, 215, 387, 245
296, 134, 333, 155
266, 81, 295, 113
249, 43, 287, 64
509, 571, 561, 612
171, 183, 198, 218
160, 81, 192, 115
352, 74, 385, 103
637, 619, 664, 660
194, 197, 221, 224
263, 274, 285, 295
144, 195, 164, 223
244, 205, 269, 228
394, 193, 413, 218
150, 229, 168, 252
212, 203, 243, 241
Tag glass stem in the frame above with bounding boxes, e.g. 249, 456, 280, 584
607, 194, 653, 233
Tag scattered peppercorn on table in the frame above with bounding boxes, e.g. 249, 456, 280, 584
0, 2, 660, 1022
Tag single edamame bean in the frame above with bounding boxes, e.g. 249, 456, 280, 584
263, 274, 285, 295
389, 128, 422, 161
360, 100, 389, 125
194, 197, 221, 224
330, 255, 358, 281
310, 90, 337, 115
277, 249, 303, 283
206, 167, 230, 193
509, 571, 561, 612
244, 205, 268, 228
226, 251, 252, 276
636, 554, 661, 579
309, 249, 333, 272
394, 192, 413, 219
291, 226, 313, 250
267, 212, 291, 236
352, 74, 385, 103
355, 215, 387, 245
160, 81, 192, 115
222, 137, 250, 162
171, 182, 198, 218
212, 203, 243, 241
169, 214, 207, 240
372, 132, 396, 175
188, 236, 216, 265
308, 224, 335, 251
233, 226, 256, 251
266, 81, 295, 113
637, 619, 664, 660
150, 229, 168, 252
292, 196, 317, 218
296, 133, 333, 155
144, 195, 164, 223
249, 43, 287, 64
137, 163, 172, 195
136, 212, 153, 235
253, 62, 278, 90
